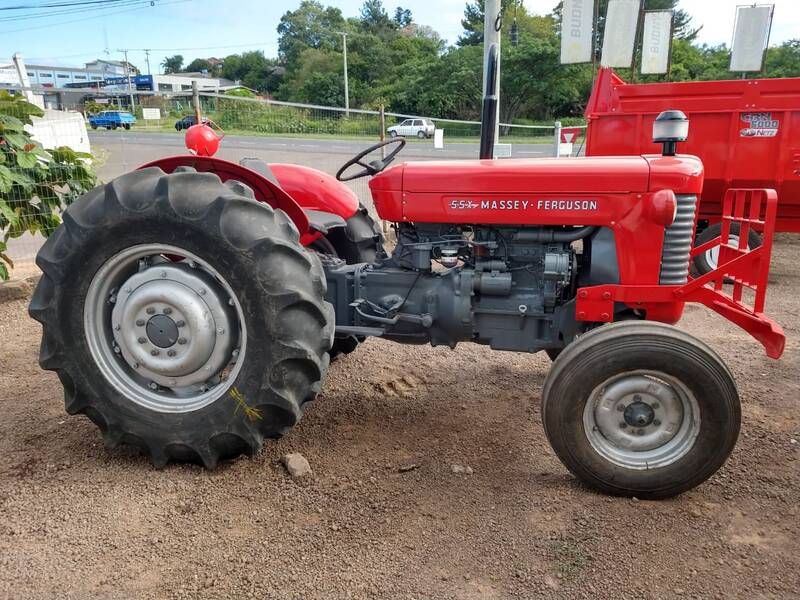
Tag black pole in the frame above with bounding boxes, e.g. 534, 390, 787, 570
479, 43, 499, 160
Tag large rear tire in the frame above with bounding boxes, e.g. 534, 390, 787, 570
320, 204, 385, 360
541, 321, 740, 499
29, 167, 334, 468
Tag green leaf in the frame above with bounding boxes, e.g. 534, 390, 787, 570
0, 199, 18, 227
0, 260, 9, 282
15, 151, 39, 169
2, 132, 28, 149
0, 164, 12, 193
0, 114, 25, 132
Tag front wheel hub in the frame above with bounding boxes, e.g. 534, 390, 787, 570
624, 401, 655, 427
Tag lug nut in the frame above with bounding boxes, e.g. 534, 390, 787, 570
113, 346, 121, 354
176, 320, 186, 328
217, 327, 225, 335
232, 349, 240, 358
163, 307, 173, 315
633, 394, 642, 402
138, 337, 147, 344
637, 428, 645, 436
151, 349, 160, 356
146, 307, 156, 315
113, 324, 121, 331
178, 337, 187, 345
132, 362, 139, 369
149, 382, 158, 390
136, 319, 145, 327
160, 270, 167, 278
167, 349, 177, 357
653, 419, 661, 426
123, 286, 132, 293
228, 298, 235, 306
198, 288, 206, 296
616, 404, 625, 412
652, 402, 660, 409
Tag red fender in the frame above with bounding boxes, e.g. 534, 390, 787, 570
139, 155, 311, 239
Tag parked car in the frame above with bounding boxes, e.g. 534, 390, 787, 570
387, 118, 435, 139
174, 115, 213, 131
88, 110, 136, 130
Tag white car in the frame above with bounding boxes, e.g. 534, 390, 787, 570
387, 118, 435, 139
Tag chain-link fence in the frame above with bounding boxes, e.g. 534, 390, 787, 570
1, 89, 586, 278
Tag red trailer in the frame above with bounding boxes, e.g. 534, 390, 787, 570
584, 68, 800, 272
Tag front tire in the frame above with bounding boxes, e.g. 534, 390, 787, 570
541, 321, 740, 499
29, 168, 334, 468
417, 130, 426, 139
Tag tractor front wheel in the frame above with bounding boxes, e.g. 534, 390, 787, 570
29, 168, 334, 468
541, 321, 740, 499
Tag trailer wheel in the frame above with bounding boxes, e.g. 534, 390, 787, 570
29, 167, 334, 468
316, 205, 385, 360
692, 223, 762, 275
541, 321, 740, 499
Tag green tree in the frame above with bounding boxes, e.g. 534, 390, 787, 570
359, 0, 396, 34
765, 40, 800, 78
394, 6, 412, 27
0, 92, 97, 280
185, 58, 213, 73
277, 1, 345, 65
161, 54, 184, 74
220, 51, 281, 94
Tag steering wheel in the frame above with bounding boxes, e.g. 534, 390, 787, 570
336, 138, 407, 182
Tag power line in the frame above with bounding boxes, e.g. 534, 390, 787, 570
0, 0, 136, 11
0, 0, 190, 33
0, 0, 164, 22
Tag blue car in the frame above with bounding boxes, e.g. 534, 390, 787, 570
88, 110, 136, 130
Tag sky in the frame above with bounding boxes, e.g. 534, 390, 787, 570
0, 0, 798, 73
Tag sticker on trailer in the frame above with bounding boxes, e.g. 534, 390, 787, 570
740, 112, 779, 138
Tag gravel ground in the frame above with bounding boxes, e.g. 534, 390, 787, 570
0, 235, 798, 600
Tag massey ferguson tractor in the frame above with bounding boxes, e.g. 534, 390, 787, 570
30, 51, 785, 499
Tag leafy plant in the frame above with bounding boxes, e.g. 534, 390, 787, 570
0, 91, 97, 280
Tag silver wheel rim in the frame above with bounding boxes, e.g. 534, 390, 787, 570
84, 244, 247, 413
582, 370, 701, 470
704, 234, 741, 270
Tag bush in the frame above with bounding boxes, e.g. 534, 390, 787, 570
0, 92, 97, 280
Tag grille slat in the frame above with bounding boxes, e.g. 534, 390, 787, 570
659, 194, 697, 285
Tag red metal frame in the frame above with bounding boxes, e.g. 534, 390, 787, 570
576, 189, 785, 358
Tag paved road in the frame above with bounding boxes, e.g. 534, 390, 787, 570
88, 130, 559, 161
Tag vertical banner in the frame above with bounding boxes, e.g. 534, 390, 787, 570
600, 0, 642, 68
640, 10, 673, 74
730, 4, 774, 72
560, 0, 595, 64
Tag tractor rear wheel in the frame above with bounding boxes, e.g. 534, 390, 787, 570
541, 321, 740, 499
317, 204, 385, 360
692, 222, 762, 276
29, 167, 334, 468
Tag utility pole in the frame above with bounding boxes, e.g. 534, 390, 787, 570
337, 31, 350, 116
118, 48, 135, 111
482, 0, 502, 152
144, 49, 151, 75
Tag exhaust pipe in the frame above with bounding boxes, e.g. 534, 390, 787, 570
479, 43, 499, 160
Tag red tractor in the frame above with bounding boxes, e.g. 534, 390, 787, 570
30, 59, 785, 499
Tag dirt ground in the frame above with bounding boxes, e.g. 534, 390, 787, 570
0, 235, 798, 600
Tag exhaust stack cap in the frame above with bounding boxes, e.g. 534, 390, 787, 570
653, 110, 689, 156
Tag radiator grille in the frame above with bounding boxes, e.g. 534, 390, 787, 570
659, 194, 697, 285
